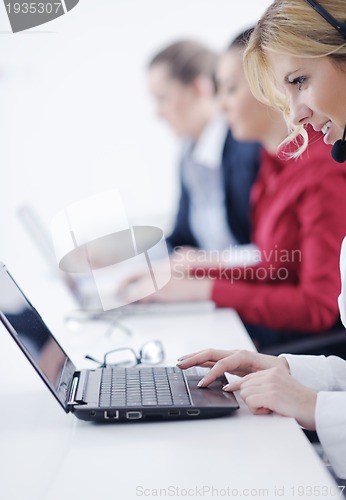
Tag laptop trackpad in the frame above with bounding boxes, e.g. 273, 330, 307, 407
187, 377, 238, 407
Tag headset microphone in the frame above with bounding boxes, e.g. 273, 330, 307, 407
331, 125, 346, 163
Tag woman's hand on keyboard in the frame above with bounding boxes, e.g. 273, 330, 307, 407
176, 349, 289, 383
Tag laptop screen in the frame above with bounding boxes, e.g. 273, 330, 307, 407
0, 264, 75, 409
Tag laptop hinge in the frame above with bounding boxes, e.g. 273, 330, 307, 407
75, 370, 89, 404
67, 370, 88, 405
67, 375, 79, 406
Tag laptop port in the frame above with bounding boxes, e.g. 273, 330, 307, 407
126, 411, 142, 420
104, 410, 119, 420
186, 409, 200, 416
168, 410, 180, 416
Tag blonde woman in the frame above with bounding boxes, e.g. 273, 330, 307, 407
178, 0, 346, 480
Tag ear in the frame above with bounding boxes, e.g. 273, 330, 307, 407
191, 75, 215, 98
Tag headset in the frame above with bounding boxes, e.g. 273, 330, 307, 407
304, 0, 346, 162
303, 0, 346, 40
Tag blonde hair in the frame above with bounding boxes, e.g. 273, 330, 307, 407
244, 0, 346, 156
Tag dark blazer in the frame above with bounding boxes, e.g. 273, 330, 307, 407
167, 130, 262, 250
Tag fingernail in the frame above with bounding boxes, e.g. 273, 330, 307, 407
177, 356, 186, 361
176, 360, 183, 366
197, 378, 205, 387
222, 384, 230, 391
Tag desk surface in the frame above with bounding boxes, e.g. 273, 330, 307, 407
0, 299, 339, 500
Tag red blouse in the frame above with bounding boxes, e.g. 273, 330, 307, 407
207, 130, 346, 333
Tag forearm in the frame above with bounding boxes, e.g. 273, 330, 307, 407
211, 280, 339, 333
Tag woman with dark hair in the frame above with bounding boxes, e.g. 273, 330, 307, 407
147, 40, 260, 252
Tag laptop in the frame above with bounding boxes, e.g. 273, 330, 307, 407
17, 204, 215, 316
0, 263, 238, 422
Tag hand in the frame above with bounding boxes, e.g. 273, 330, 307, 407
118, 270, 147, 293
177, 348, 316, 430
226, 367, 317, 430
118, 254, 178, 295
122, 276, 213, 303
177, 348, 289, 383
118, 246, 218, 295
170, 246, 223, 275
170, 247, 200, 275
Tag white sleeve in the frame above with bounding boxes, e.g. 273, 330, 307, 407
280, 355, 346, 478
338, 236, 346, 327
316, 392, 346, 479
280, 354, 346, 391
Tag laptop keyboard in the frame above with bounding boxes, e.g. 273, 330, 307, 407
99, 366, 191, 408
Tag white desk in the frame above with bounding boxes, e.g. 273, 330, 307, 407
0, 304, 340, 500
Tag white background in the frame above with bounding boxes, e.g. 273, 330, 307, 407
0, 0, 272, 297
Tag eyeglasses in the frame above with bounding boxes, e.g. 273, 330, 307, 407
303, 0, 346, 41
84, 340, 165, 368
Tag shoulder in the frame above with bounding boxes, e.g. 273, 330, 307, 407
223, 131, 261, 166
